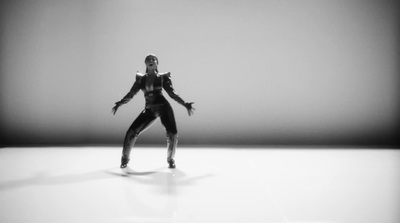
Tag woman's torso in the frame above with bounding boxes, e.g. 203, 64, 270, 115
140, 74, 169, 108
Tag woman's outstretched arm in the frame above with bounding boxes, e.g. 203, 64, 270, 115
162, 72, 195, 116
112, 73, 143, 115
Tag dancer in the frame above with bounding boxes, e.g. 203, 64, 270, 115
112, 54, 194, 169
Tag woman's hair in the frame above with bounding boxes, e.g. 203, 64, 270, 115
145, 54, 159, 74
145, 54, 158, 64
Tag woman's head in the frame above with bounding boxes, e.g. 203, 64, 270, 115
145, 54, 159, 72
145, 54, 158, 64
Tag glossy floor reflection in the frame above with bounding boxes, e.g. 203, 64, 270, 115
0, 147, 399, 223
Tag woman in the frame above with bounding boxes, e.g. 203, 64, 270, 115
112, 54, 194, 169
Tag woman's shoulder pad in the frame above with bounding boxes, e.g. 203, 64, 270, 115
135, 72, 145, 80
159, 72, 171, 77
136, 72, 145, 77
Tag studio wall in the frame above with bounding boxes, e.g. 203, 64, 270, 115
1, 0, 399, 147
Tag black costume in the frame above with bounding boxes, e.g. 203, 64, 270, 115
115, 71, 189, 169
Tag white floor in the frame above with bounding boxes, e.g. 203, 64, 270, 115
0, 147, 399, 223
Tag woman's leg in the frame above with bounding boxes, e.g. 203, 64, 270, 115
159, 104, 178, 168
121, 109, 157, 168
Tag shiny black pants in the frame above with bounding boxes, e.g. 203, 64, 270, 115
128, 103, 177, 136
121, 103, 178, 165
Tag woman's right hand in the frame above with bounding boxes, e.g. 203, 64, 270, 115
112, 102, 121, 115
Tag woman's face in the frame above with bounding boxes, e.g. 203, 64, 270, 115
145, 56, 158, 70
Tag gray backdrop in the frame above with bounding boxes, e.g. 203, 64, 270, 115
1, 0, 399, 146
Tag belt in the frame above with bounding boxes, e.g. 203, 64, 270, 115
145, 90, 162, 97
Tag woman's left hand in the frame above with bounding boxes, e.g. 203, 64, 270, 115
184, 102, 195, 116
